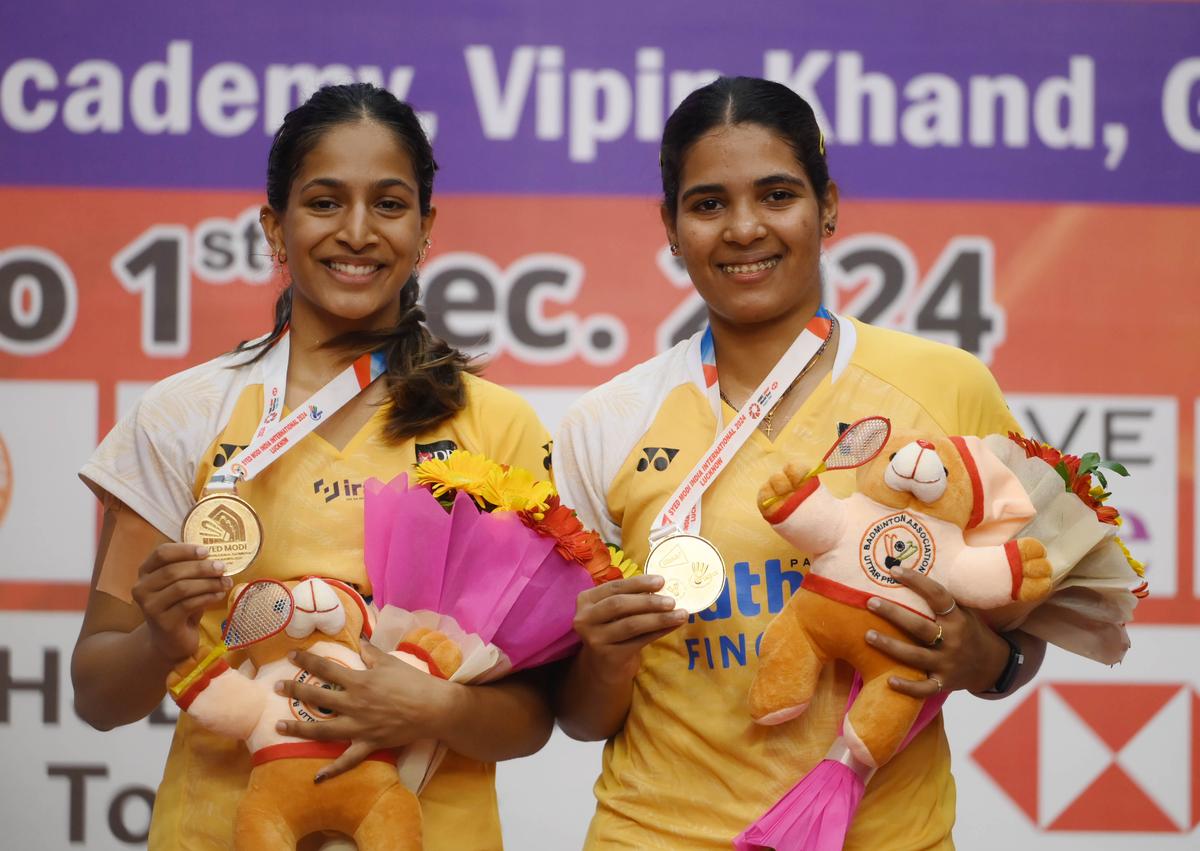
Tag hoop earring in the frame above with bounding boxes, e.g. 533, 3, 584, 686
416, 237, 432, 266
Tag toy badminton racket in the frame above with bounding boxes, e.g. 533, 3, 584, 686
170, 579, 294, 696
760, 416, 891, 510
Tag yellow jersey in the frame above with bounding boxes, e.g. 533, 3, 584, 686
553, 317, 1019, 850
82, 352, 551, 851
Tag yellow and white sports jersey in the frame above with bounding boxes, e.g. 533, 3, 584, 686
81, 350, 551, 851
554, 317, 1019, 850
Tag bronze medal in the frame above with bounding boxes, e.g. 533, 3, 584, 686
644, 533, 726, 614
181, 492, 262, 576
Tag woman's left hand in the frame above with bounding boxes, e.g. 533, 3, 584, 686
274, 643, 461, 782
864, 566, 1009, 697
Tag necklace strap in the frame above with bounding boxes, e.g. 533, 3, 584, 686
652, 309, 835, 540
718, 315, 837, 438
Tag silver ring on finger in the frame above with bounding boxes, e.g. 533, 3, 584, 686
934, 601, 957, 617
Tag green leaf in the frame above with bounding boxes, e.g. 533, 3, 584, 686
1095, 470, 1108, 488
1078, 452, 1101, 475
1099, 460, 1130, 477
1055, 461, 1071, 488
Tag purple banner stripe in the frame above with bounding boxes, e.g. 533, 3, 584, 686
2, 0, 1199, 203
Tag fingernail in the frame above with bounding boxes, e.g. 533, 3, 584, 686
866, 630, 878, 642
314, 773, 326, 785
211, 561, 227, 574
894, 566, 908, 577
195, 545, 209, 558
649, 575, 665, 589
652, 595, 673, 608
287, 651, 298, 663
275, 721, 286, 732
273, 681, 284, 694
671, 609, 688, 621
866, 598, 881, 611
221, 576, 232, 589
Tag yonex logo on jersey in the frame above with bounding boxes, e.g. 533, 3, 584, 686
637, 446, 679, 472
416, 439, 458, 463
213, 442, 250, 468
313, 478, 364, 503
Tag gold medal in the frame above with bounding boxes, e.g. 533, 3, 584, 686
644, 533, 726, 614
181, 492, 262, 576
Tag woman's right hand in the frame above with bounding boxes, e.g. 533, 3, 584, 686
573, 574, 689, 684
130, 543, 231, 664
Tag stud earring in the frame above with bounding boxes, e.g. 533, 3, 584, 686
823, 221, 836, 237
669, 243, 680, 256
417, 237, 432, 266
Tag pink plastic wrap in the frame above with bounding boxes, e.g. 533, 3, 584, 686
363, 474, 594, 670
733, 760, 866, 851
734, 680, 949, 850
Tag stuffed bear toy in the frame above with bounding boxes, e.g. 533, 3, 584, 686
167, 576, 462, 850
749, 429, 1053, 770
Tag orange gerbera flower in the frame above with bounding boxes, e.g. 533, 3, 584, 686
1007, 433, 1122, 526
522, 496, 591, 561
1008, 432, 1062, 467
580, 534, 624, 584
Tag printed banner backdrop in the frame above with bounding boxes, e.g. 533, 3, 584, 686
2, 0, 1198, 847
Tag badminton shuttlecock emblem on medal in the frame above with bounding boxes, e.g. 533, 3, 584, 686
645, 533, 726, 614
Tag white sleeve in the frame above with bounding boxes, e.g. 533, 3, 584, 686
553, 336, 700, 549
553, 401, 622, 546
79, 355, 248, 540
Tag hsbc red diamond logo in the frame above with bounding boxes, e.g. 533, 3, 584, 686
972, 683, 1198, 832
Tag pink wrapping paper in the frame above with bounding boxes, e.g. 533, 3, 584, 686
733, 679, 949, 850
733, 761, 866, 851
363, 474, 594, 671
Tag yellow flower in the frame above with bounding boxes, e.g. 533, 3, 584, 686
478, 466, 556, 513
607, 545, 641, 578
414, 451, 502, 501
1114, 535, 1145, 578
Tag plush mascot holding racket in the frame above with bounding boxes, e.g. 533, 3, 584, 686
750, 420, 1052, 768
167, 576, 458, 850
735, 417, 1145, 851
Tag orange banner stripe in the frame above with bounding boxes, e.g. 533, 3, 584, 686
0, 581, 91, 611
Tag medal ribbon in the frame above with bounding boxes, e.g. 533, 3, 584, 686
214, 332, 387, 485
649, 307, 833, 545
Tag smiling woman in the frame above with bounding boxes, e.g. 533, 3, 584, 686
71, 83, 557, 850
552, 76, 1046, 850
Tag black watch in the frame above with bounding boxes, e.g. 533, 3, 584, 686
980, 632, 1024, 695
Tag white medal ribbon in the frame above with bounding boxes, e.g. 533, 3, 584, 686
649, 311, 834, 547
212, 332, 387, 486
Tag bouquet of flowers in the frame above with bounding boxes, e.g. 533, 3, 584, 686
980, 432, 1147, 662
362, 450, 637, 791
